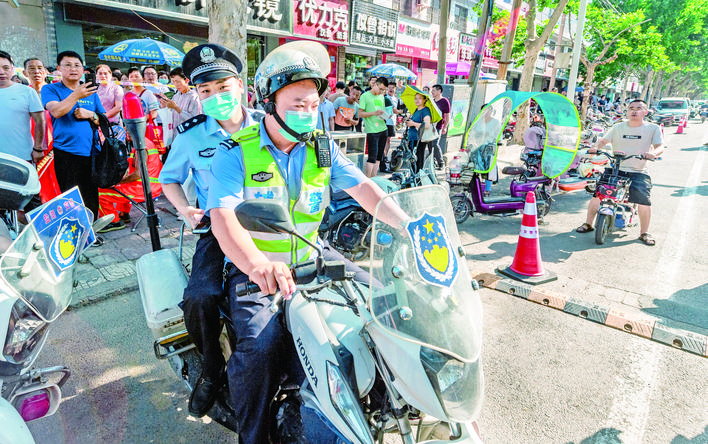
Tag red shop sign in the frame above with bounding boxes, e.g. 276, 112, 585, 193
294, 0, 350, 45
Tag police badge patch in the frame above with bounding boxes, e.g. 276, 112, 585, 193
49, 218, 84, 272
406, 213, 459, 288
252, 172, 274, 182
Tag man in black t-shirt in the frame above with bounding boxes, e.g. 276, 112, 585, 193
431, 84, 451, 168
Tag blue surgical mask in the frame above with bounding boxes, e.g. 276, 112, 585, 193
158, 78, 169, 85
278, 110, 318, 142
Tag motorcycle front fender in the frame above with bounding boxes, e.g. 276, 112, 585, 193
0, 397, 34, 444
598, 206, 615, 216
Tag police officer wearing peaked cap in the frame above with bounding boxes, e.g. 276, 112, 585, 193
158, 42, 259, 418
207, 40, 408, 443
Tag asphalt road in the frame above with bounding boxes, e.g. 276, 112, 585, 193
25, 120, 708, 443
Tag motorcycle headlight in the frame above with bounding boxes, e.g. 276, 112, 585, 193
420, 347, 483, 423
3, 299, 49, 365
326, 361, 374, 444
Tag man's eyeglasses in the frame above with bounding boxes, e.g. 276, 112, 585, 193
60, 64, 83, 70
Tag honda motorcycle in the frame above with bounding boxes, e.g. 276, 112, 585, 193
138, 184, 485, 443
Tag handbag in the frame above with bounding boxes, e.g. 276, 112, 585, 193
91, 113, 130, 188
420, 123, 439, 143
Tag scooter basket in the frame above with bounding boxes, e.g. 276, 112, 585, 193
597, 169, 630, 188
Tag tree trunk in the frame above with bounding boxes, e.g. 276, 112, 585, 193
208, 0, 249, 103
653, 71, 665, 103
580, 63, 596, 122
640, 69, 654, 102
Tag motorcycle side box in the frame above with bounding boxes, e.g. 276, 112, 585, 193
136, 249, 188, 339
0, 153, 41, 210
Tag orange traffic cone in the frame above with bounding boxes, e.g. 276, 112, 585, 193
676, 117, 685, 134
497, 191, 557, 285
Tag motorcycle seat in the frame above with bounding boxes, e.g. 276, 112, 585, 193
502, 166, 526, 175
527, 175, 550, 182
483, 195, 526, 204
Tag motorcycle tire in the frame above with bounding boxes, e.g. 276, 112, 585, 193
182, 349, 240, 433
594, 213, 611, 245
390, 150, 404, 172
536, 188, 552, 217
450, 195, 472, 224
503, 130, 513, 141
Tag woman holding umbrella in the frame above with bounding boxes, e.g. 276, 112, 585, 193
401, 86, 440, 173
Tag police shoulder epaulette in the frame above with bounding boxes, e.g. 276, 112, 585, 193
220, 138, 238, 151
177, 114, 208, 134
230, 124, 260, 143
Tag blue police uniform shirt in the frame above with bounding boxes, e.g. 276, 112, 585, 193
207, 121, 366, 213
42, 82, 106, 156
158, 106, 258, 211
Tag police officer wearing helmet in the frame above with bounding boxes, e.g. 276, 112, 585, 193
207, 41, 405, 442
158, 43, 259, 418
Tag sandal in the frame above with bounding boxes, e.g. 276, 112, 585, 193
575, 223, 594, 233
639, 233, 656, 246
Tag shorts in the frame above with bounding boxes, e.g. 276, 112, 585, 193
594, 171, 652, 206
387, 124, 395, 137
366, 130, 388, 163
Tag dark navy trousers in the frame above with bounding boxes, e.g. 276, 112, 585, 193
182, 223, 226, 380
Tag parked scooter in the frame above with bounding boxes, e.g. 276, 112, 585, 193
589, 149, 655, 245
319, 176, 399, 261
448, 145, 553, 224
389, 129, 414, 172
0, 194, 109, 444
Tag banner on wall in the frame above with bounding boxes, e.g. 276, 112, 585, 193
395, 16, 433, 59
430, 26, 460, 63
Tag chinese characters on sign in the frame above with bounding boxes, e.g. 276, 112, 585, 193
396, 17, 433, 59
247, 0, 293, 35
349, 0, 398, 51
295, 0, 349, 44
458, 33, 476, 63
175, 0, 205, 10
251, 0, 283, 21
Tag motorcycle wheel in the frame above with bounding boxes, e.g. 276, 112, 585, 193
585, 183, 596, 193
182, 349, 240, 433
594, 213, 611, 245
450, 195, 472, 224
536, 187, 552, 217
390, 150, 404, 172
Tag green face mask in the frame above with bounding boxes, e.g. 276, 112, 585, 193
278, 110, 318, 142
202, 91, 240, 121
158, 78, 169, 85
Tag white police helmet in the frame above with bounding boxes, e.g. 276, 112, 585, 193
254, 41, 330, 105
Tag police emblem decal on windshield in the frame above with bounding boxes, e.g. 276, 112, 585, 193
49, 218, 84, 271
252, 172, 274, 182
406, 213, 458, 288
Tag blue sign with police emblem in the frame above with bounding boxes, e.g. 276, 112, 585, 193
406, 213, 458, 288
48, 218, 84, 272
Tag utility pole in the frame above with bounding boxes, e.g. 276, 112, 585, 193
566, 0, 588, 98
436, 0, 451, 85
548, 13, 565, 90
496, 0, 522, 81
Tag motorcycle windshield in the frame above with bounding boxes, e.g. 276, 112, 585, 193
368, 185, 482, 364
0, 198, 93, 322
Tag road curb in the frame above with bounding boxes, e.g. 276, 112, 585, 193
472, 271, 708, 358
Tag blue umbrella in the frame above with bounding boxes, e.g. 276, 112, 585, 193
98, 38, 185, 67
367, 63, 417, 81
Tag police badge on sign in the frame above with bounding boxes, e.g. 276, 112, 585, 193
406, 213, 459, 288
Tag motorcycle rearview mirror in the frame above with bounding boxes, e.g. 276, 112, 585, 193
236, 201, 296, 234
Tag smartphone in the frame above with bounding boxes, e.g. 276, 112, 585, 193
192, 218, 211, 234
84, 72, 96, 86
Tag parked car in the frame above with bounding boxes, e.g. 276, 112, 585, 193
651, 97, 690, 125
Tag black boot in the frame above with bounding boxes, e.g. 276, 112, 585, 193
188, 371, 222, 417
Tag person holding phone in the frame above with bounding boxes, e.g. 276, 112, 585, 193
158, 44, 259, 418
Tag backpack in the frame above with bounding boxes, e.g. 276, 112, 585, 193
91, 113, 130, 188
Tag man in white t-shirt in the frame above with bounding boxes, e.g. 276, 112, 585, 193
576, 99, 664, 246
0, 50, 45, 163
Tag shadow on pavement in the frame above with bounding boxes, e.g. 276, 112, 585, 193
563, 427, 622, 444
643, 283, 708, 332
679, 145, 708, 152
672, 425, 708, 444
653, 180, 708, 198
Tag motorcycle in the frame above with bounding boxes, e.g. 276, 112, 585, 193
700, 106, 708, 123
138, 185, 484, 443
389, 129, 415, 173
0, 192, 109, 444
448, 144, 553, 224
590, 150, 654, 245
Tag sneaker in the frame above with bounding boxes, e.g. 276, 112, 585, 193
98, 221, 126, 233
91, 236, 104, 247
119, 212, 131, 223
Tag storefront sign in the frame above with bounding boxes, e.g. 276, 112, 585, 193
430, 26, 460, 62
349, 0, 398, 51
396, 16, 432, 59
294, 0, 349, 44
175, 0, 205, 10
248, 0, 293, 35
458, 33, 476, 62
482, 46, 499, 69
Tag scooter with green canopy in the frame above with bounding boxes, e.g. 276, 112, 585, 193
448, 91, 581, 224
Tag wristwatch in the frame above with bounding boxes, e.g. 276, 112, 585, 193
33, 147, 43, 153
